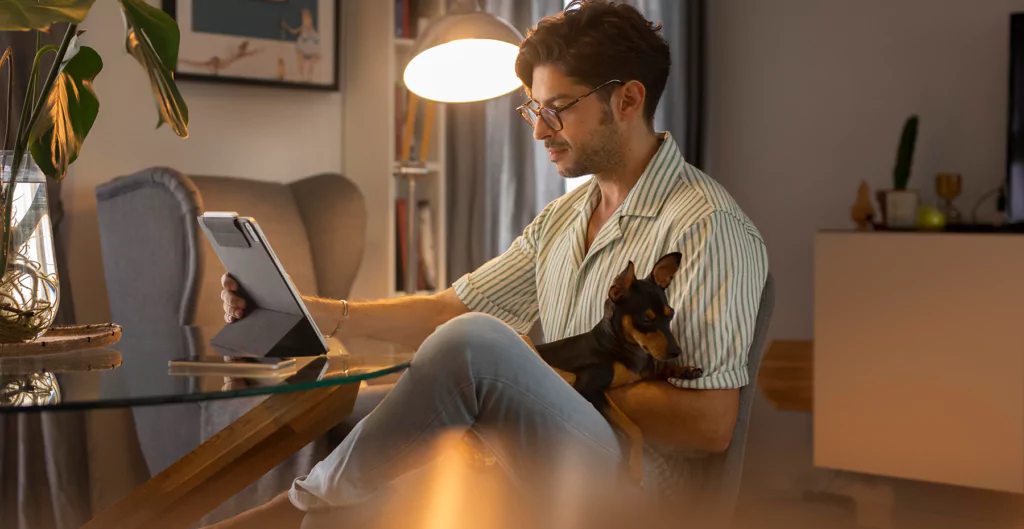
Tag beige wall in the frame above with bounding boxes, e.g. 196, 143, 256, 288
707, 0, 1024, 496
68, 2, 343, 324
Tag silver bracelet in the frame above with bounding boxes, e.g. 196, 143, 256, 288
326, 299, 349, 338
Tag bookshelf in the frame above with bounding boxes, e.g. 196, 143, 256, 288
342, 0, 448, 302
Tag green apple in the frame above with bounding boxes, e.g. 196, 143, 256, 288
916, 205, 946, 230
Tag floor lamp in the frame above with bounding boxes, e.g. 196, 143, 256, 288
395, 0, 524, 294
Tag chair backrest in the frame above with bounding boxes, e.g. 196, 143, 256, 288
96, 167, 366, 329
683, 272, 775, 527
187, 174, 320, 327
717, 272, 775, 510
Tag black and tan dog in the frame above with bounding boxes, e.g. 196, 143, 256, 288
523, 252, 702, 484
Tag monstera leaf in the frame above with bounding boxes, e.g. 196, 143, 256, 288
119, 0, 188, 138
28, 37, 102, 181
0, 0, 96, 30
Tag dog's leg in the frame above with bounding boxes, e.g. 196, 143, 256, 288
602, 392, 644, 486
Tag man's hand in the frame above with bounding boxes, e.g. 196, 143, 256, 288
608, 382, 738, 453
221, 274, 248, 323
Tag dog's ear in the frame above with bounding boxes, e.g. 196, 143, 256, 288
647, 252, 682, 289
609, 261, 636, 302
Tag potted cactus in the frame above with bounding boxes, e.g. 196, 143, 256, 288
877, 115, 919, 228
0, 1, 189, 342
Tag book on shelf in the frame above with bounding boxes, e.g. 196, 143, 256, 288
394, 83, 423, 162
395, 0, 417, 39
395, 198, 408, 292
395, 198, 438, 292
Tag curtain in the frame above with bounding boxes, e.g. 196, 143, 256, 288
625, 0, 706, 168
445, 0, 707, 282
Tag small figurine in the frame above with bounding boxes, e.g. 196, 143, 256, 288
851, 180, 876, 231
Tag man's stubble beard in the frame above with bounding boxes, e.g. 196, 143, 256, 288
553, 107, 624, 179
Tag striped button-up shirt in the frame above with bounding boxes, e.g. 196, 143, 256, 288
453, 131, 768, 490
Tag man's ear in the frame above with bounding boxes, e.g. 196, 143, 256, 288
616, 80, 647, 123
609, 261, 636, 302
647, 252, 682, 289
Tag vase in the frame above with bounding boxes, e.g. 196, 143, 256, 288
0, 152, 59, 342
883, 189, 919, 229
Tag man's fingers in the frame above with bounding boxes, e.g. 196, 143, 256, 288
221, 275, 246, 322
221, 291, 246, 309
222, 274, 238, 291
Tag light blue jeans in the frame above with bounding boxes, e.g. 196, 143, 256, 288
288, 313, 628, 512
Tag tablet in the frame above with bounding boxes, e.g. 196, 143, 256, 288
197, 211, 330, 357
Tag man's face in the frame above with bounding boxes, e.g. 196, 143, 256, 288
528, 65, 622, 178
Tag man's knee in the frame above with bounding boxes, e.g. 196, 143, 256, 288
413, 313, 527, 370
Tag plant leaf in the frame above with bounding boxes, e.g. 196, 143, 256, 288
0, 0, 96, 31
28, 41, 102, 181
119, 0, 178, 70
119, 0, 188, 138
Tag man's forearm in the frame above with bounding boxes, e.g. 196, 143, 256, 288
205, 491, 302, 529
608, 382, 739, 453
304, 288, 470, 350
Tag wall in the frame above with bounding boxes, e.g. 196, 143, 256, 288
707, 0, 1024, 497
67, 2, 343, 324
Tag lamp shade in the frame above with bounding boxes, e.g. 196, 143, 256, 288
403, 7, 525, 103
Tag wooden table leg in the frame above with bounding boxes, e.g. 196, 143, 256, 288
81, 382, 360, 529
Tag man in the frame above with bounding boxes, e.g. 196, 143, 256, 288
213, 1, 767, 527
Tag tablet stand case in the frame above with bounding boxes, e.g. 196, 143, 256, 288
198, 216, 327, 358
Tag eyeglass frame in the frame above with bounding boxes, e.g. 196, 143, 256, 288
516, 79, 624, 131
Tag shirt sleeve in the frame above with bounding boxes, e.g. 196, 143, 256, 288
452, 202, 556, 334
665, 211, 769, 390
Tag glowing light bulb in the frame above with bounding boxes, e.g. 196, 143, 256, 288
404, 39, 522, 103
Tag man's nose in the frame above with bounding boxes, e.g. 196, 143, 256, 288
533, 116, 554, 141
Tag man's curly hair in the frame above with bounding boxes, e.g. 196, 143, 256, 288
515, 0, 671, 124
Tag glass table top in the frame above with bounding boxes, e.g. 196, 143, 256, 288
0, 325, 413, 412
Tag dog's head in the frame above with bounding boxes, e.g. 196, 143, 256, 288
606, 252, 683, 361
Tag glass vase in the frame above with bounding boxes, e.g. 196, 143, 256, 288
0, 152, 59, 342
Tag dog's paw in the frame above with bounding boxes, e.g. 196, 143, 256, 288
663, 365, 703, 381
680, 366, 703, 380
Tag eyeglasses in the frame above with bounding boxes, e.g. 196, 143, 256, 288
516, 79, 623, 131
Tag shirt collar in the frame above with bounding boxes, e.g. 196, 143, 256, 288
571, 131, 685, 218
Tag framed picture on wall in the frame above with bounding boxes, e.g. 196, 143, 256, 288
162, 0, 339, 90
